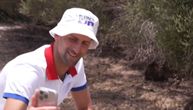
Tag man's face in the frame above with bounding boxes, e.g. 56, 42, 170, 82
54, 33, 91, 67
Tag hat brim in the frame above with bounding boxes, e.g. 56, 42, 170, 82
49, 24, 99, 49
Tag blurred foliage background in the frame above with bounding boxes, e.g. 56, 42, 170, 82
0, 0, 193, 80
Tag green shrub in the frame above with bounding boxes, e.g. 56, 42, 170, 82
140, 0, 193, 78
19, 0, 111, 25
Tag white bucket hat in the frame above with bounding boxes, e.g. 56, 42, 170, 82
49, 8, 99, 49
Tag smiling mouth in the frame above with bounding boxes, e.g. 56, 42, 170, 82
67, 50, 77, 57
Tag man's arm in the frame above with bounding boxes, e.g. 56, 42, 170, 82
71, 88, 93, 110
4, 98, 27, 110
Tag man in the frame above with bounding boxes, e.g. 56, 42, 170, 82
0, 7, 99, 110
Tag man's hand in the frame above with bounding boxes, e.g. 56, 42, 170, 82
28, 89, 60, 110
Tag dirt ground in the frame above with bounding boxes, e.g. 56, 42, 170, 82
0, 23, 193, 110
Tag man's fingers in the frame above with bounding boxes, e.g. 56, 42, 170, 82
30, 106, 60, 110
38, 106, 60, 110
31, 89, 40, 107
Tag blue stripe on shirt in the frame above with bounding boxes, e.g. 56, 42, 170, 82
71, 83, 87, 91
3, 93, 29, 105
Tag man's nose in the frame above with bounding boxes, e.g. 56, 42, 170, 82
72, 43, 81, 54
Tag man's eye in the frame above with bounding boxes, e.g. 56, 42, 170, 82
69, 38, 77, 42
82, 42, 90, 47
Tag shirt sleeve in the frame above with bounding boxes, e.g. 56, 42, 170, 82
71, 58, 87, 92
3, 64, 43, 105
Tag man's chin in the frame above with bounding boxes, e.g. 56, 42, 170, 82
70, 60, 79, 66
66, 58, 79, 67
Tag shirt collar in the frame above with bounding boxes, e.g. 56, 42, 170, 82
44, 44, 77, 80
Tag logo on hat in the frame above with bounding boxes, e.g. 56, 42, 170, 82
78, 15, 94, 27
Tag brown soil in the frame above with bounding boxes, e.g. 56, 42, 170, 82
0, 23, 193, 110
